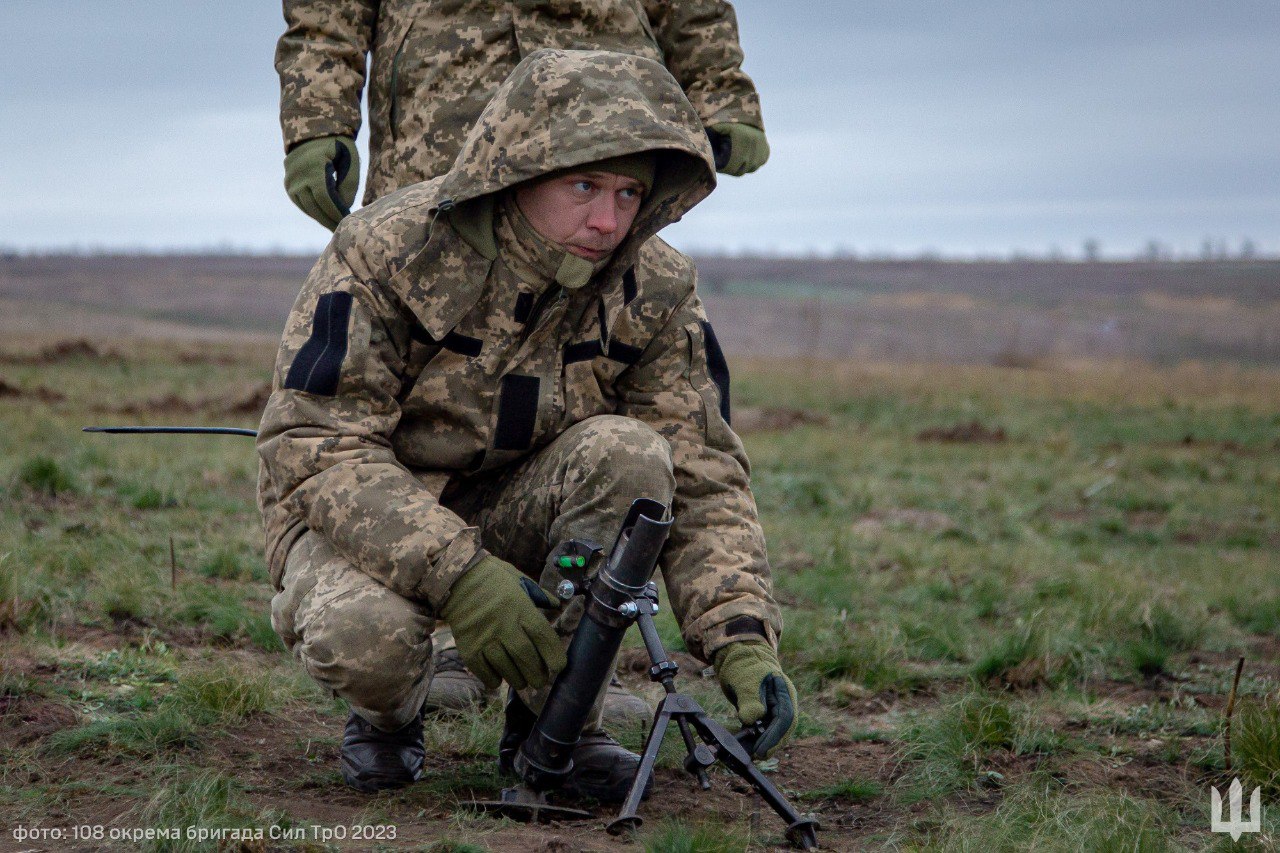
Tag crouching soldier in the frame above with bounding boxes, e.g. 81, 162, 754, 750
256, 49, 797, 799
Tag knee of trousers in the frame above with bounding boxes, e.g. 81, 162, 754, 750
564, 415, 676, 502
293, 591, 434, 718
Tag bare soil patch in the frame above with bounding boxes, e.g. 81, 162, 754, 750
99, 380, 273, 418
1177, 433, 1247, 453
915, 420, 1007, 443
0, 376, 66, 403
0, 337, 124, 366
733, 406, 830, 434
0, 695, 79, 748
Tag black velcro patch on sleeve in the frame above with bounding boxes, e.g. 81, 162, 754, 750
409, 323, 435, 344
605, 341, 643, 366
441, 331, 484, 357
284, 291, 354, 396
493, 374, 540, 450
564, 340, 603, 364
622, 267, 638, 305
514, 292, 535, 324
725, 616, 767, 639
700, 320, 731, 425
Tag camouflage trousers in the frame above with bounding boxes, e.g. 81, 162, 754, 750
271, 415, 677, 731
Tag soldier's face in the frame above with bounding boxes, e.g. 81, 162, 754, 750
515, 171, 646, 261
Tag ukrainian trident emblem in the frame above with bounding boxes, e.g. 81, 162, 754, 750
1211, 778, 1262, 841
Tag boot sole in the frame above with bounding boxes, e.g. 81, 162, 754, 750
341, 759, 422, 793
496, 750, 651, 803
563, 768, 653, 804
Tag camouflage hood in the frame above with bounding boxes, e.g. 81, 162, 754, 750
437, 48, 717, 281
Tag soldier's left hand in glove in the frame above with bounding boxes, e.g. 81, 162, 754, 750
283, 135, 360, 231
714, 640, 798, 758
707, 122, 770, 176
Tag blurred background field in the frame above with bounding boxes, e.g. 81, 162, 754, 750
4, 254, 1280, 364
1, 255, 1278, 850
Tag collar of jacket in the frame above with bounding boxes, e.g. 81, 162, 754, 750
381, 202, 495, 343
441, 192, 637, 348
370, 194, 631, 349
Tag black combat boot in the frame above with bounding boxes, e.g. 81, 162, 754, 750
497, 690, 538, 776
562, 730, 651, 803
340, 710, 425, 793
497, 692, 650, 804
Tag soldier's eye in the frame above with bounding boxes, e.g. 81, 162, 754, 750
619, 187, 642, 201
573, 180, 593, 194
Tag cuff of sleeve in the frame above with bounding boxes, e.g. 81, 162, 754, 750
684, 604, 780, 663
413, 527, 485, 613
282, 101, 361, 151
694, 103, 764, 135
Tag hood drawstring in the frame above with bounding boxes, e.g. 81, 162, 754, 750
426, 198, 456, 246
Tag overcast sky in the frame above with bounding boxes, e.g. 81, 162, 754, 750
3, 1, 1277, 257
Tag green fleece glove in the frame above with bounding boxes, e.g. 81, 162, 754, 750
284, 136, 360, 231
708, 122, 770, 176
441, 556, 566, 692
714, 641, 798, 758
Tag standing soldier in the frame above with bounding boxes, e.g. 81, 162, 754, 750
258, 49, 796, 796
274, 0, 772, 719
276, 0, 771, 231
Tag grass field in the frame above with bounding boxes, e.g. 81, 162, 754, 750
1, 333, 1278, 851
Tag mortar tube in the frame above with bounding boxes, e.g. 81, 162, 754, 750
515, 511, 671, 791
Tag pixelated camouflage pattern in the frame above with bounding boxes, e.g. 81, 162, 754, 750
273, 415, 671, 729
258, 49, 779, 663
272, 529, 437, 730
275, 0, 764, 201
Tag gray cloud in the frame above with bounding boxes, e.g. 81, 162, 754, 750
3, 1, 1277, 255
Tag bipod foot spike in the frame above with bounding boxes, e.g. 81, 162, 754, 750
605, 814, 643, 836
785, 817, 821, 850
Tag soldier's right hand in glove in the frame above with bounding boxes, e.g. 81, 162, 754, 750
283, 136, 360, 231
441, 555, 567, 692
714, 641, 798, 758
707, 122, 770, 176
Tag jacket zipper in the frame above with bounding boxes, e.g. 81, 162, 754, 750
518, 284, 564, 347
389, 22, 414, 142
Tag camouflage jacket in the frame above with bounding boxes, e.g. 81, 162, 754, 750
258, 50, 780, 662
276, 0, 764, 203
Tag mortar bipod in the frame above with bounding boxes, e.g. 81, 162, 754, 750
606, 585, 820, 851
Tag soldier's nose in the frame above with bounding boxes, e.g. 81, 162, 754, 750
586, 198, 619, 235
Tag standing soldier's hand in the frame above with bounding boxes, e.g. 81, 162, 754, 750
707, 123, 770, 176
441, 555, 567, 692
284, 136, 360, 230
714, 641, 798, 758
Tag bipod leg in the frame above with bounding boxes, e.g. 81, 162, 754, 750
686, 711, 820, 850
606, 694, 675, 836
676, 715, 711, 789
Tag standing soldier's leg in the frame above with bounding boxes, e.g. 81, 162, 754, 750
446, 414, 676, 801
272, 531, 436, 792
